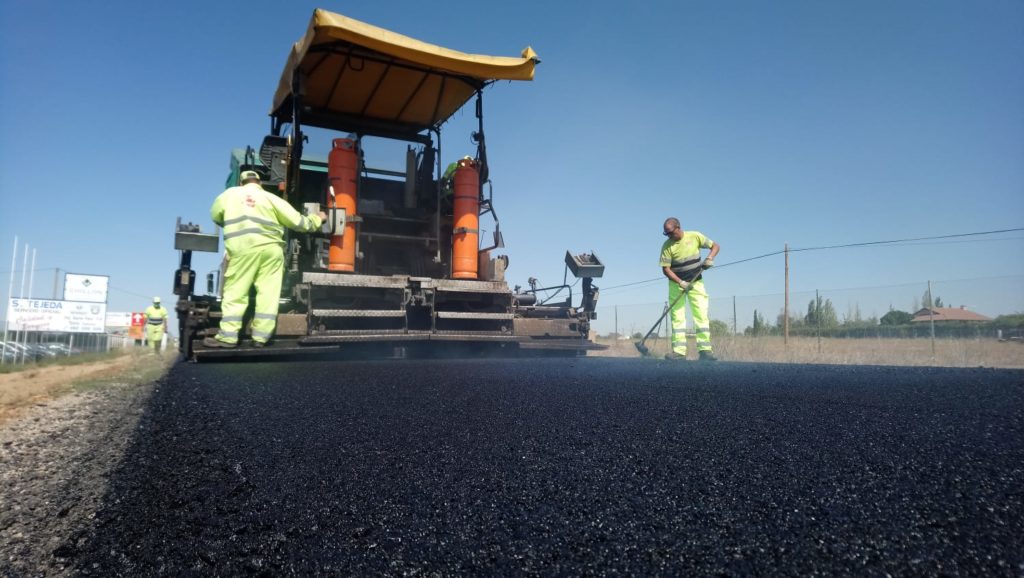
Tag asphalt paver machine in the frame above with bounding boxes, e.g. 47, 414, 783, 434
172, 9, 605, 361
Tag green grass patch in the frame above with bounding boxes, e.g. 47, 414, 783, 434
71, 356, 170, 392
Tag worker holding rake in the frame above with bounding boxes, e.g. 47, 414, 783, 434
660, 217, 720, 361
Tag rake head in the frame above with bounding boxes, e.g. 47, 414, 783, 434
634, 341, 652, 357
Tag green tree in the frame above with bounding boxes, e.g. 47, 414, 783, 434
747, 310, 770, 336
921, 289, 943, 309
777, 309, 804, 329
843, 303, 863, 325
805, 296, 838, 328
880, 309, 913, 325
710, 319, 730, 336
992, 313, 1024, 329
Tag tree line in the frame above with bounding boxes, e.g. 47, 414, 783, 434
743, 291, 1023, 338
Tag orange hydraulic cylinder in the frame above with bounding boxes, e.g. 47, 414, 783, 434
327, 138, 358, 272
451, 158, 480, 279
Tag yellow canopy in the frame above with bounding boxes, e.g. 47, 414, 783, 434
272, 9, 539, 134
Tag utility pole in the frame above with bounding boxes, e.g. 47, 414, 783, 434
614, 305, 618, 339
784, 243, 789, 347
53, 267, 61, 299
1, 235, 17, 364
15, 243, 29, 363
27, 249, 36, 300
24, 249, 36, 354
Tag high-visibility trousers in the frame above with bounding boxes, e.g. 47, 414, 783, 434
146, 324, 165, 352
668, 278, 712, 356
214, 244, 284, 345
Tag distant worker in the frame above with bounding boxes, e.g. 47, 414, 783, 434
441, 155, 474, 206
144, 296, 168, 354
204, 170, 327, 348
660, 217, 720, 361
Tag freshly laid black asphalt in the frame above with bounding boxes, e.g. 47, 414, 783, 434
76, 358, 1023, 576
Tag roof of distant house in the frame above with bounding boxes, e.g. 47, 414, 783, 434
911, 306, 991, 322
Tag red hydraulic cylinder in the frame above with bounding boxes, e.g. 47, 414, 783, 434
451, 158, 480, 279
327, 138, 358, 272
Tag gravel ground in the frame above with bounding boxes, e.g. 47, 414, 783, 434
0, 380, 154, 577
2, 358, 1022, 576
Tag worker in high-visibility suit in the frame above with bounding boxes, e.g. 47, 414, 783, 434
144, 296, 168, 354
660, 217, 720, 361
203, 170, 327, 348
441, 155, 473, 211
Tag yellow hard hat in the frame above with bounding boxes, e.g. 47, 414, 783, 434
240, 170, 261, 183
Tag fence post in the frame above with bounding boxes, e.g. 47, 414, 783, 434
784, 243, 790, 348
816, 289, 821, 354
927, 281, 936, 360
663, 301, 669, 340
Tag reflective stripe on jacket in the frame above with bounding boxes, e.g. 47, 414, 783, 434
211, 183, 323, 254
670, 258, 704, 282
144, 305, 167, 325
660, 230, 713, 282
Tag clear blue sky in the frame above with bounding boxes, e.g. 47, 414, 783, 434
2, 1, 1022, 335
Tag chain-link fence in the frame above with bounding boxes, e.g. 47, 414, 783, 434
0, 331, 140, 366
593, 275, 1024, 367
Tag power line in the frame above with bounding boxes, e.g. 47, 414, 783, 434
599, 227, 1024, 293
108, 285, 156, 300
863, 236, 1024, 248
606, 274, 1024, 304
790, 227, 1024, 254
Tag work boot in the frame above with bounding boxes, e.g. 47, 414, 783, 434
664, 351, 687, 361
202, 337, 237, 349
251, 341, 267, 348
698, 350, 717, 362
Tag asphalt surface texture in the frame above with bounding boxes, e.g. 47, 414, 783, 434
72, 357, 1023, 576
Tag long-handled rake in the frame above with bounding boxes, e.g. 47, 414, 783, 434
634, 271, 704, 357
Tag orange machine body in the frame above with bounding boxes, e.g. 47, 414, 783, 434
451, 158, 480, 279
327, 138, 359, 272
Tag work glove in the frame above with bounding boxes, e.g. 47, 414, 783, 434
677, 280, 690, 291
701, 258, 715, 269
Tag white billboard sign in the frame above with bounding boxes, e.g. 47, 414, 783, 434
105, 311, 133, 328
63, 273, 109, 303
6, 298, 107, 333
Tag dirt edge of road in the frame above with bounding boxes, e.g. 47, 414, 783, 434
0, 351, 173, 577
0, 352, 174, 424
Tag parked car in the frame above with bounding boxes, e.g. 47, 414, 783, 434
28, 344, 60, 359
43, 343, 81, 356
0, 342, 17, 362
0, 341, 45, 362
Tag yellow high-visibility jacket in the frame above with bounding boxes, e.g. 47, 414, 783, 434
144, 305, 167, 327
659, 230, 714, 282
211, 183, 323, 254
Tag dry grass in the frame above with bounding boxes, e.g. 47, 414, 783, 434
0, 350, 174, 423
592, 335, 1024, 368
